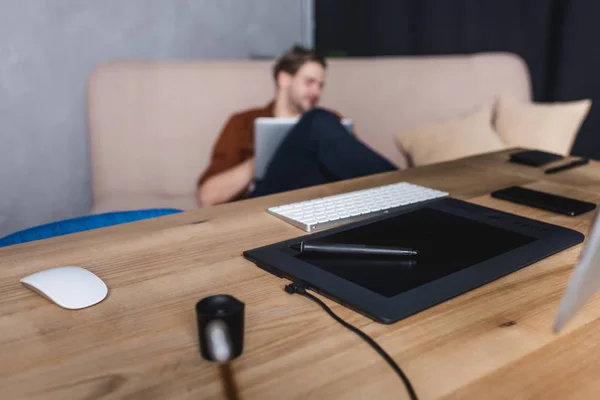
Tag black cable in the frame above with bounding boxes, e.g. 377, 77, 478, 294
285, 282, 419, 400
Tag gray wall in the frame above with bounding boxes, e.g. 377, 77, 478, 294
0, 0, 312, 237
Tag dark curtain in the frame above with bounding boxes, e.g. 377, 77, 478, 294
315, 0, 600, 160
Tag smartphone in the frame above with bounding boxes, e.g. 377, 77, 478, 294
509, 150, 564, 167
491, 186, 597, 216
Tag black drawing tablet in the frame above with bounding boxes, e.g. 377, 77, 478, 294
243, 197, 584, 324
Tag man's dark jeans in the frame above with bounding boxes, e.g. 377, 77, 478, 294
250, 108, 396, 197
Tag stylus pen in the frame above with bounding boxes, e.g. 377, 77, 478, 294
545, 158, 589, 174
290, 242, 418, 257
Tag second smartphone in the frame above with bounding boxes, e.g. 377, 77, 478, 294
491, 186, 597, 216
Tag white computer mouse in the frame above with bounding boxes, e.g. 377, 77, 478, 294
20, 266, 108, 310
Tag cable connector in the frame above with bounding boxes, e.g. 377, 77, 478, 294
284, 281, 308, 295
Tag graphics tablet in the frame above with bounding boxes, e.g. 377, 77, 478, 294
243, 197, 584, 324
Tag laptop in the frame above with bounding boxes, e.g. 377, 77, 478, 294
253, 117, 353, 180
554, 209, 600, 333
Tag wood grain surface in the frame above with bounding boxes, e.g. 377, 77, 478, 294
1, 149, 600, 399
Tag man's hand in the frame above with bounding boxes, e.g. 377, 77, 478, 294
197, 158, 255, 207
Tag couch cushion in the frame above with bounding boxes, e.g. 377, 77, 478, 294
394, 107, 506, 166
88, 61, 275, 203
494, 95, 592, 156
320, 53, 530, 168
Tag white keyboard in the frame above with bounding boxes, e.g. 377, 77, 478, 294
267, 182, 449, 232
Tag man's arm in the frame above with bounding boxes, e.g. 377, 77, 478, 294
197, 157, 254, 206
196, 114, 254, 207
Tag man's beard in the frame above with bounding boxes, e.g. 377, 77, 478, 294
288, 92, 309, 114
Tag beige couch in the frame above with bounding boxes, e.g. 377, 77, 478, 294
87, 52, 531, 214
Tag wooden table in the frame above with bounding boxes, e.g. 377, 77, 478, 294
2, 149, 600, 399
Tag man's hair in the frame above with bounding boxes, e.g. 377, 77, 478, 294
272, 45, 327, 83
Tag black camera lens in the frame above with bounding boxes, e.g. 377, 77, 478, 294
196, 294, 245, 361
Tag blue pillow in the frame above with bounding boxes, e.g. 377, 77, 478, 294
0, 208, 183, 248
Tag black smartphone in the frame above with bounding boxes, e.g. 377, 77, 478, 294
509, 150, 564, 166
491, 186, 597, 216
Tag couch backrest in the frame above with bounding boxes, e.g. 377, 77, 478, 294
87, 52, 531, 201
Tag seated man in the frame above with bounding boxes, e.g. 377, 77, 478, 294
196, 45, 397, 207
